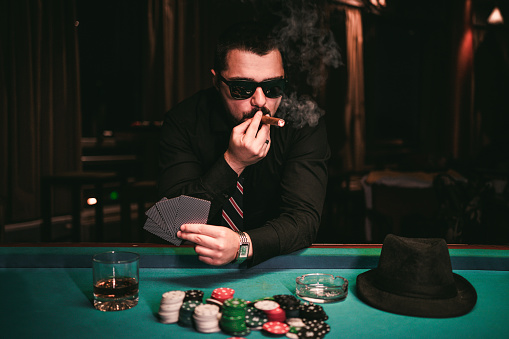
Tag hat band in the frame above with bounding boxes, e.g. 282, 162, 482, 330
374, 271, 458, 300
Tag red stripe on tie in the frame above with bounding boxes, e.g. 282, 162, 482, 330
229, 197, 243, 217
237, 181, 243, 194
222, 210, 240, 232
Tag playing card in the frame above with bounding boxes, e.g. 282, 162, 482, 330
156, 198, 179, 236
143, 195, 211, 246
174, 195, 211, 228
143, 217, 179, 244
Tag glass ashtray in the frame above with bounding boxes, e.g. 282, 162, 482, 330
295, 273, 348, 303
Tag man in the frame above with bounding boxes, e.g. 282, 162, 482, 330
158, 22, 329, 266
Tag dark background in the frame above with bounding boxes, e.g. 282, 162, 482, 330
2, 0, 508, 244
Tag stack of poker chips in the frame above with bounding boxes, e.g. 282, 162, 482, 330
219, 298, 250, 337
253, 300, 286, 322
244, 305, 268, 330
297, 319, 331, 339
159, 290, 186, 324
285, 318, 307, 339
262, 321, 290, 336
211, 287, 235, 303
273, 294, 301, 318
299, 302, 329, 321
192, 304, 221, 333
178, 300, 201, 327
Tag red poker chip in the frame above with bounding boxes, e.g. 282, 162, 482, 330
265, 306, 285, 314
263, 321, 290, 335
212, 287, 235, 295
212, 287, 235, 301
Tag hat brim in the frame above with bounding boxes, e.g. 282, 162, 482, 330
356, 269, 477, 318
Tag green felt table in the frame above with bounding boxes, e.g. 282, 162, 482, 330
1, 244, 508, 338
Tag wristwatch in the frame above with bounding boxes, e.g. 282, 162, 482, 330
235, 231, 250, 264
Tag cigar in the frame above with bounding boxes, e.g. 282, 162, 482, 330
261, 115, 285, 127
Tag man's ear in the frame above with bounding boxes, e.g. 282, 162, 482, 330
211, 69, 219, 90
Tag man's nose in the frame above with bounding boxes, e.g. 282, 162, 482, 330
250, 87, 266, 107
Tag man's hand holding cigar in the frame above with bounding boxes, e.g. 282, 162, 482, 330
224, 111, 277, 176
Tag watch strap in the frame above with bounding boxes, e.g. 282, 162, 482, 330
235, 231, 249, 264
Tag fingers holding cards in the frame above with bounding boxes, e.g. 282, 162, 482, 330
143, 195, 211, 246
178, 224, 240, 265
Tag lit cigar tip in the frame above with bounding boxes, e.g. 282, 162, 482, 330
261, 115, 285, 127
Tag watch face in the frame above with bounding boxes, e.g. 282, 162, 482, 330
239, 244, 249, 257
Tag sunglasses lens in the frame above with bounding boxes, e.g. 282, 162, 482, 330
229, 84, 254, 99
263, 84, 285, 98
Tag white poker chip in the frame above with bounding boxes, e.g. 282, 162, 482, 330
159, 313, 179, 324
194, 304, 220, 317
286, 318, 306, 328
161, 290, 186, 303
254, 300, 279, 311
159, 303, 182, 312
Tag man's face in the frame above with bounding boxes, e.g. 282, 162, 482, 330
212, 49, 285, 124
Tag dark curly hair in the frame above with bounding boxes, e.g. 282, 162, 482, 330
213, 22, 284, 74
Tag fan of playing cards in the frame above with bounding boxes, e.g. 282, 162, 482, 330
144, 195, 211, 245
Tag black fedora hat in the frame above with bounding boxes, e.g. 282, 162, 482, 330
356, 234, 477, 318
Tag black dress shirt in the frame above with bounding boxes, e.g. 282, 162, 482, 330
158, 87, 330, 266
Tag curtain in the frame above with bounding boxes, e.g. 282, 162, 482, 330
143, 0, 212, 121
342, 7, 365, 171
0, 0, 81, 223
450, 0, 477, 160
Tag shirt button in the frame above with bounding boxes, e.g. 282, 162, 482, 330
222, 193, 229, 199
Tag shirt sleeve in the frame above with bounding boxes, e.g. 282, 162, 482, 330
248, 118, 330, 266
158, 108, 238, 221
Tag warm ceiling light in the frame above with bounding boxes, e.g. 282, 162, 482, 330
488, 6, 504, 25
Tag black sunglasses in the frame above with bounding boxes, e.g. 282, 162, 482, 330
218, 74, 287, 100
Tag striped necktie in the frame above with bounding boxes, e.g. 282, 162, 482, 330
222, 177, 244, 231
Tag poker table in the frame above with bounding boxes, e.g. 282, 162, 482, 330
1, 243, 508, 338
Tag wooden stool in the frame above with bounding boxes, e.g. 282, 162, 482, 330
41, 171, 127, 242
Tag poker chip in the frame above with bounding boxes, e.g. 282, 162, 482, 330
254, 300, 279, 312
298, 302, 328, 321
178, 300, 201, 327
263, 321, 290, 335
305, 319, 331, 335
274, 295, 301, 318
155, 287, 332, 338
193, 304, 221, 333
212, 287, 235, 302
297, 320, 330, 339
159, 290, 186, 324
273, 294, 300, 306
245, 306, 268, 329
286, 318, 306, 327
220, 298, 248, 334
228, 328, 251, 337
184, 289, 204, 302
297, 325, 323, 339
206, 298, 224, 309
266, 306, 286, 322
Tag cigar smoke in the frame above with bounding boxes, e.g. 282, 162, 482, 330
236, 0, 342, 127
273, 0, 342, 127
